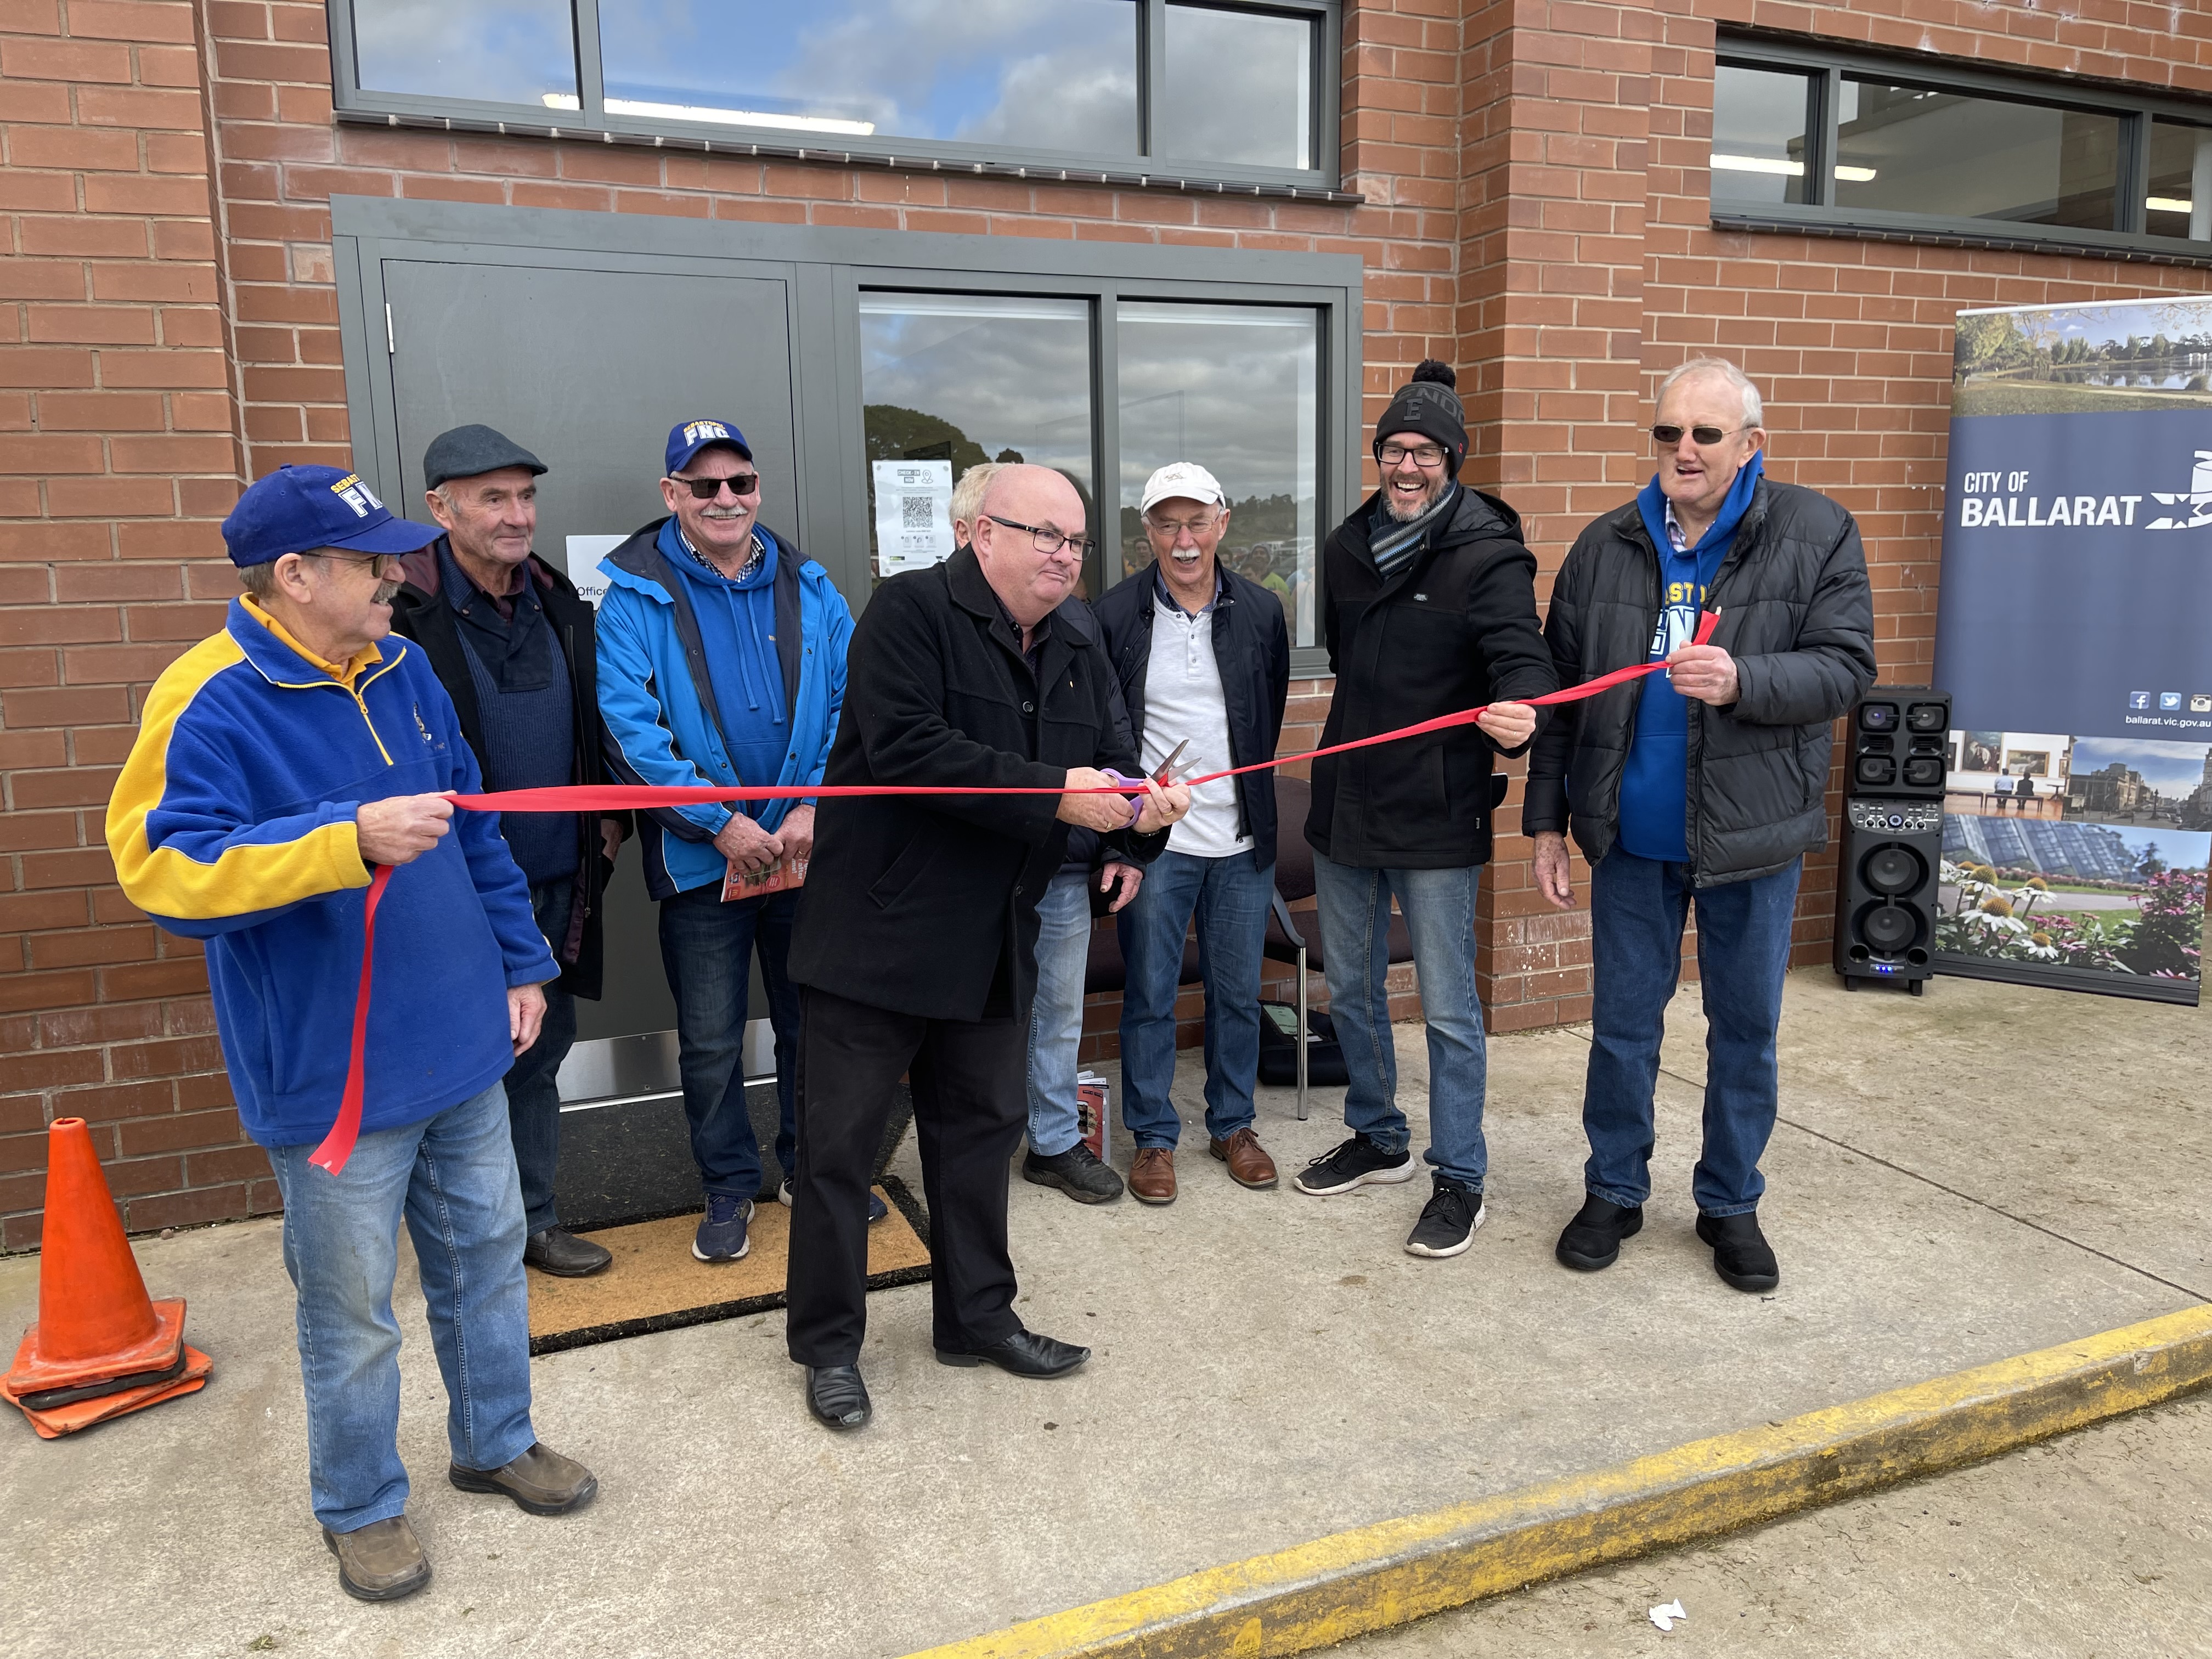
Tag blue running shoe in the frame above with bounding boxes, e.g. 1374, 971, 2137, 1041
691, 1194, 753, 1262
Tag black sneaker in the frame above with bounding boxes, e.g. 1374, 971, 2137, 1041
1022, 1142, 1125, 1204
1403, 1177, 1485, 1258
1696, 1210, 1780, 1293
1555, 1193, 1644, 1272
1293, 1133, 1415, 1195
778, 1175, 888, 1224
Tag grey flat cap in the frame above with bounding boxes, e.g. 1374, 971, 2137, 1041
423, 424, 548, 490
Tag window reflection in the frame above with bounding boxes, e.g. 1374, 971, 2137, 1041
1835, 81, 2120, 230
351, 0, 577, 106
1709, 66, 1812, 206
2148, 119, 2212, 242
1117, 302, 1319, 647
1159, 5, 1312, 170
596, 0, 1139, 154
858, 294, 1096, 584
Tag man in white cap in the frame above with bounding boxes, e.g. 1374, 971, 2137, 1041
1091, 463, 1290, 1202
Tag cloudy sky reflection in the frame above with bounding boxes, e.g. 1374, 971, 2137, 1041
597, 0, 1139, 154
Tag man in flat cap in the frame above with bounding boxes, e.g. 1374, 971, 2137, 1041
108, 465, 597, 1604
386, 424, 625, 1278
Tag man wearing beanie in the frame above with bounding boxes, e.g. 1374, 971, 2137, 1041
106, 465, 598, 1603
1526, 358, 1872, 1293
1294, 362, 1556, 1260
386, 424, 624, 1279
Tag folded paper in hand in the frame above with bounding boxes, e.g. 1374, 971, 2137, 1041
723, 854, 808, 902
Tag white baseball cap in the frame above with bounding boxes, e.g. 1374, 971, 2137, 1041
1139, 461, 1226, 514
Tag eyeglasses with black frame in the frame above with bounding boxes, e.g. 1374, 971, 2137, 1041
984, 513, 1096, 560
1651, 423, 1756, 447
671, 472, 761, 500
1377, 441, 1447, 468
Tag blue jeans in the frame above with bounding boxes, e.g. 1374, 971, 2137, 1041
1583, 848, 1802, 1216
1024, 871, 1095, 1158
1312, 853, 1489, 1189
504, 878, 578, 1234
264, 1081, 536, 1532
1116, 849, 1273, 1148
658, 882, 800, 1200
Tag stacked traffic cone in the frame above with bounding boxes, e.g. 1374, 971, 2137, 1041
1, 1118, 211, 1438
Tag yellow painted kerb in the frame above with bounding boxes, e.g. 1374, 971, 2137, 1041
906, 1303, 2212, 1659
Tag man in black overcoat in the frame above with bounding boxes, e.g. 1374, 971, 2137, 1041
783, 465, 1190, 1430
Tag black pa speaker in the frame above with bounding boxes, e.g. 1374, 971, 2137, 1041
1834, 687, 1949, 993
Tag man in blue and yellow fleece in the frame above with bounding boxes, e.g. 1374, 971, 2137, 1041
106, 465, 599, 1604
597, 419, 857, 1265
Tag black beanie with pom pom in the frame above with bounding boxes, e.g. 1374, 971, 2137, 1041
1373, 359, 1466, 477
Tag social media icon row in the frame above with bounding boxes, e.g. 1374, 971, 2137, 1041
2129, 691, 2212, 713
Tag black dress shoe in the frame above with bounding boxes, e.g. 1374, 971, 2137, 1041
1555, 1193, 1644, 1272
1696, 1210, 1780, 1293
935, 1327, 1090, 1378
806, 1364, 871, 1430
524, 1227, 613, 1277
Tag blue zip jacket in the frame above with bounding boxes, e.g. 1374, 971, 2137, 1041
106, 599, 558, 1149
596, 519, 854, 899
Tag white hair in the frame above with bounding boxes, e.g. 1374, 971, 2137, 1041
950, 461, 1002, 539
1656, 356, 1764, 428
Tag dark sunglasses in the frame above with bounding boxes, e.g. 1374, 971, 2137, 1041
672, 472, 759, 500
1651, 424, 1747, 447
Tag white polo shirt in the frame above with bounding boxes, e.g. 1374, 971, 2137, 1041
1141, 572, 1252, 859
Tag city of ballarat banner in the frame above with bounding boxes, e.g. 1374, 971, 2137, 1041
1934, 296, 2212, 1004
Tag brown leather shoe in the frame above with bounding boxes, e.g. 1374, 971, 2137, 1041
1209, 1126, 1279, 1189
448, 1441, 599, 1516
323, 1515, 431, 1602
1128, 1147, 1177, 1205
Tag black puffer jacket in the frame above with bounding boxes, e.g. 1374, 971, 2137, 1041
1306, 487, 1556, 869
1523, 477, 1877, 885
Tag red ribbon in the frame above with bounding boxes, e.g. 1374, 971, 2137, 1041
311, 612, 1718, 1172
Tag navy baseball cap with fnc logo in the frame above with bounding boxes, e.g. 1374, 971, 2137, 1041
220, 464, 444, 568
665, 418, 753, 475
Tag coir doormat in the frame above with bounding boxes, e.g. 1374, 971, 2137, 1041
526, 1177, 931, 1356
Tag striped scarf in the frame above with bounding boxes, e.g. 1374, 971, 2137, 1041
1369, 482, 1459, 580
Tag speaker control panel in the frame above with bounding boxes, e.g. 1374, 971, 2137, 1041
1848, 800, 1941, 834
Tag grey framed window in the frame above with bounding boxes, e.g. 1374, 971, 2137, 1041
328, 0, 1345, 197
1711, 36, 2212, 263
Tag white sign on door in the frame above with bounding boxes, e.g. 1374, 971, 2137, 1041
872, 459, 955, 575
563, 534, 628, 608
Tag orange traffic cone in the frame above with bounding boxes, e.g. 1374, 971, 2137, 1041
0, 1118, 211, 1438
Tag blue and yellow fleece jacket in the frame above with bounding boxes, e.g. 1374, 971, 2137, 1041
106, 599, 558, 1149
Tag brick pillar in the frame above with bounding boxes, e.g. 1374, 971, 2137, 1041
0, 0, 257, 1248
1459, 0, 1656, 1031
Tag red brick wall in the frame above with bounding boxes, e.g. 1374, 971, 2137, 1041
0, 0, 263, 1249
5, 0, 2208, 1239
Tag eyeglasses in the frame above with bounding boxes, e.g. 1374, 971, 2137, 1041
672, 472, 760, 500
1651, 424, 1751, 447
306, 550, 399, 576
984, 514, 1095, 560
1145, 511, 1221, 538
1378, 442, 1447, 469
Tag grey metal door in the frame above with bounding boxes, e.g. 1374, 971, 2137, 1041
382, 258, 799, 1065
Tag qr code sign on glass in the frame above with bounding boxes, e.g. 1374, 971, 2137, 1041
901, 495, 933, 529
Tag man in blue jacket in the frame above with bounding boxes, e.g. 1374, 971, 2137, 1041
596, 419, 861, 1263
108, 466, 597, 1604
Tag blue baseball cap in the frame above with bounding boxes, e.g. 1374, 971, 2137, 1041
665, 418, 753, 476
221, 465, 444, 568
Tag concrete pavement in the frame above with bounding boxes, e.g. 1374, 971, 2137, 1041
1, 968, 2204, 1657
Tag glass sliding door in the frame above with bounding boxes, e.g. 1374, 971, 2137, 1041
1115, 301, 1320, 646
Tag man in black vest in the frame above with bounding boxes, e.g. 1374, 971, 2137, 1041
390, 425, 623, 1278
783, 464, 1190, 1432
